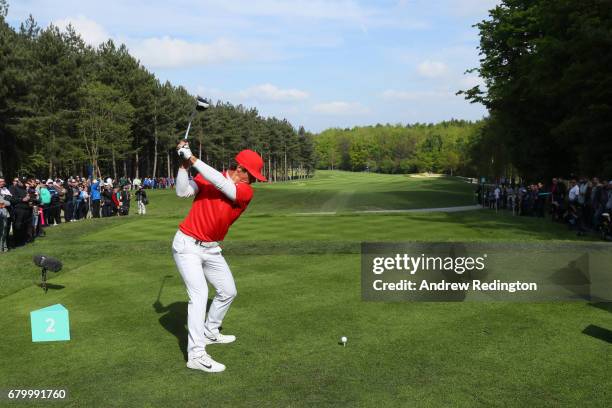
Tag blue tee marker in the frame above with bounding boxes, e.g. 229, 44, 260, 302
30, 304, 70, 342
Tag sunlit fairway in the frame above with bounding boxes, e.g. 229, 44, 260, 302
0, 171, 609, 407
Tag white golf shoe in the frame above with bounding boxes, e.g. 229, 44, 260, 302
186, 353, 226, 373
203, 333, 236, 345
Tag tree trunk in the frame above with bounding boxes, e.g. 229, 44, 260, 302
94, 158, 101, 180
268, 154, 271, 182
167, 151, 171, 177
112, 150, 117, 180
135, 151, 140, 179
152, 132, 158, 178
284, 149, 287, 181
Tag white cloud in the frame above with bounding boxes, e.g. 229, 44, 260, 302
129, 37, 247, 68
216, 0, 428, 31
51, 16, 249, 69
218, 0, 372, 22
239, 83, 309, 102
445, 0, 501, 17
53, 15, 109, 46
417, 60, 449, 78
313, 101, 369, 115
394, 0, 499, 18
381, 89, 454, 100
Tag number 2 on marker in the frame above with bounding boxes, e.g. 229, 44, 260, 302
45, 318, 56, 333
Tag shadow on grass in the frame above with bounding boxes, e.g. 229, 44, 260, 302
589, 302, 612, 313
548, 254, 591, 300
421, 210, 583, 240
349, 190, 472, 209
153, 298, 214, 361
38, 283, 65, 291
582, 324, 612, 344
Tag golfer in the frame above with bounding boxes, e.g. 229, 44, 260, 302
173, 140, 266, 373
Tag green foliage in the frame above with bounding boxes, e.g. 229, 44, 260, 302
461, 0, 612, 179
0, 3, 315, 180
314, 121, 481, 176
78, 81, 135, 178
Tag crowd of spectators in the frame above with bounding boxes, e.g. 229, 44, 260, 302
0, 175, 158, 252
477, 177, 612, 240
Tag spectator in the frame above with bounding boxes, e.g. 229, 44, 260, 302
0, 198, 10, 252
135, 185, 148, 215
64, 179, 76, 222
29, 179, 43, 239
47, 180, 62, 226
590, 178, 603, 228
550, 178, 565, 221
494, 185, 501, 211
568, 179, 579, 203
0, 178, 13, 246
8, 177, 33, 247
506, 184, 515, 214
91, 179, 101, 218
101, 183, 114, 217
111, 186, 121, 215
607, 181, 612, 212
78, 184, 89, 219
119, 185, 131, 216
39, 180, 52, 226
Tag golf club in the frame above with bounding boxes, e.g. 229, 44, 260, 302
184, 96, 211, 140
156, 275, 173, 304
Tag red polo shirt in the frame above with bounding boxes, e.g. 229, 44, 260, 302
179, 173, 253, 242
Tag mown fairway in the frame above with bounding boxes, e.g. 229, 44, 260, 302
0, 171, 609, 407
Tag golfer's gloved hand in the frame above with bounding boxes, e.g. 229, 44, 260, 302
177, 144, 193, 160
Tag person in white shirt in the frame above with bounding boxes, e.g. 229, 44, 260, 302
494, 186, 501, 210
568, 179, 579, 203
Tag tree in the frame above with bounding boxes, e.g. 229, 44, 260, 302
0, 2, 316, 180
461, 0, 612, 179
78, 82, 134, 179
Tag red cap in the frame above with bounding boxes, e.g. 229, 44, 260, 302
235, 150, 267, 182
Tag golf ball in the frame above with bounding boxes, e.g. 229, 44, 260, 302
341, 336, 347, 343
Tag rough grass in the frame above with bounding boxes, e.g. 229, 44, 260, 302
0, 171, 609, 407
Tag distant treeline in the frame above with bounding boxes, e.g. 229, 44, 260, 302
314, 120, 483, 176
0, 1, 315, 181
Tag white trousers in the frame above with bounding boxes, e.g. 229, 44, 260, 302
138, 201, 146, 215
172, 230, 237, 359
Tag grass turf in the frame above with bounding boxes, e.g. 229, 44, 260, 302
0, 171, 609, 407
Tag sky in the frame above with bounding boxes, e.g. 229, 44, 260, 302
6, 0, 499, 132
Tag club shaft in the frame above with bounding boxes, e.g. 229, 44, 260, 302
184, 120, 193, 140
156, 276, 169, 302
183, 103, 199, 140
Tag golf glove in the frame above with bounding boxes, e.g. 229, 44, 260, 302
177, 145, 193, 160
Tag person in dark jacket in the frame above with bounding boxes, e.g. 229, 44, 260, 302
119, 185, 131, 216
47, 181, 62, 226
101, 184, 114, 217
8, 177, 33, 247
